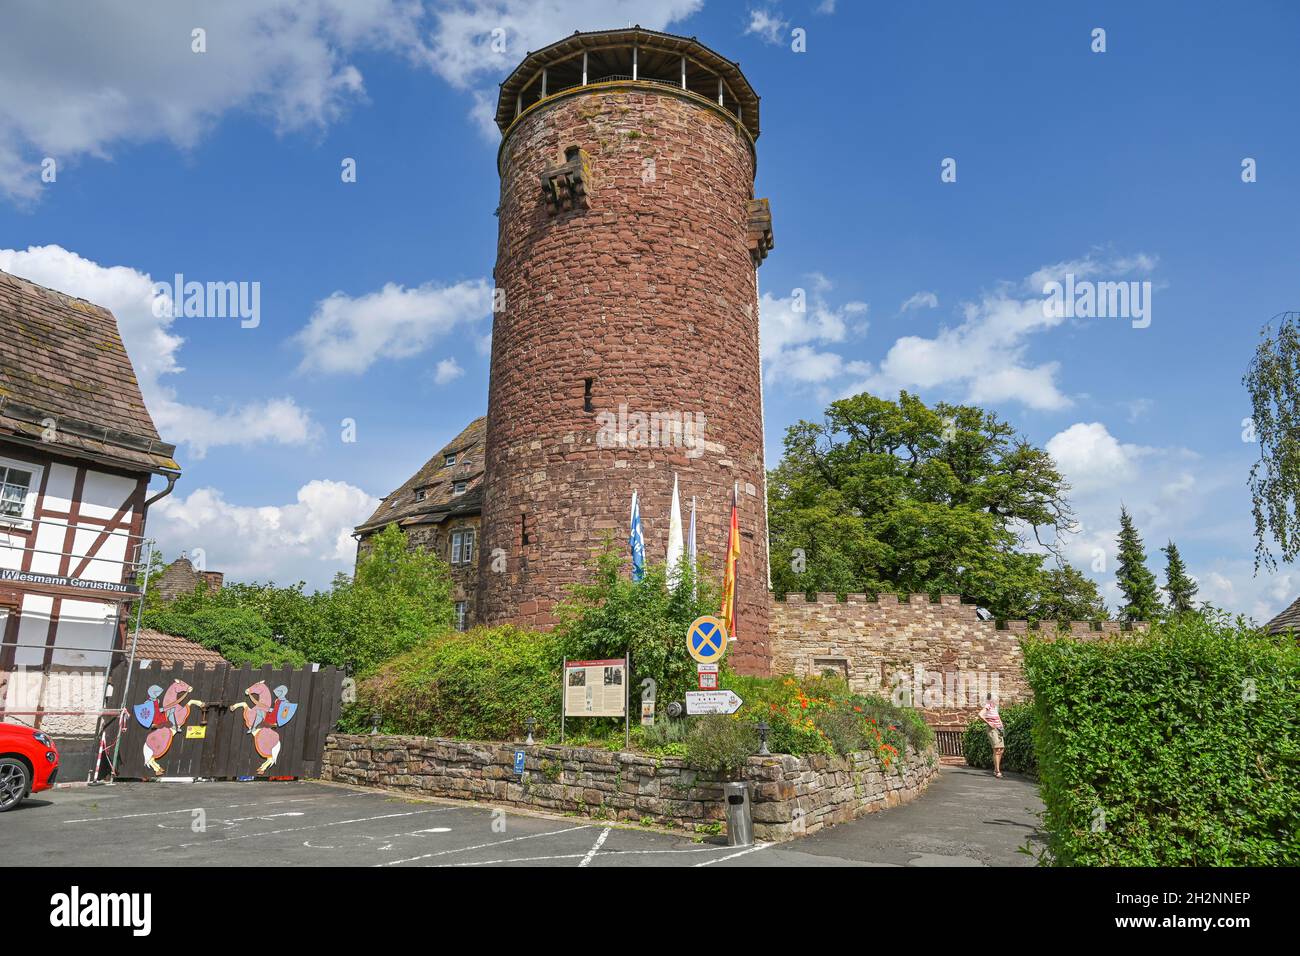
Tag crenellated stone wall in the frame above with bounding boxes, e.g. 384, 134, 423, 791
322, 733, 938, 843
769, 593, 1147, 728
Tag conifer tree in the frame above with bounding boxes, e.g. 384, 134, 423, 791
1161, 540, 1199, 614
1115, 506, 1161, 622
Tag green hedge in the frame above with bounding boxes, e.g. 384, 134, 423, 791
350, 626, 562, 741
1023, 613, 1300, 866
963, 703, 1037, 776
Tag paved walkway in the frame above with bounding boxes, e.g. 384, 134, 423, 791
794, 764, 1044, 866
3, 766, 1041, 867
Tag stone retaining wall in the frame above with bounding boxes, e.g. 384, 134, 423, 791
322, 734, 939, 842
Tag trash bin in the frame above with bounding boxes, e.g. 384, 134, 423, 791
722, 781, 753, 847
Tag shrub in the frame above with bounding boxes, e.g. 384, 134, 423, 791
721, 673, 933, 764
355, 626, 561, 740
963, 703, 1036, 776
685, 715, 759, 778
142, 606, 306, 667
555, 540, 719, 712
1024, 611, 1300, 866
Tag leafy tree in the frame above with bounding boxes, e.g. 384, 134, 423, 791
1244, 312, 1300, 571
1161, 540, 1199, 614
767, 390, 1105, 621
326, 523, 456, 673
1115, 506, 1162, 622
142, 605, 306, 667
140, 524, 456, 674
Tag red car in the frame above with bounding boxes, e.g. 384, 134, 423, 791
0, 724, 60, 812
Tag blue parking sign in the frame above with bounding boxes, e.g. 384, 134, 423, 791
513, 750, 526, 775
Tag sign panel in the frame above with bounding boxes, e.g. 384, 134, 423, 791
564, 658, 627, 717
0, 568, 140, 596
685, 690, 744, 715
686, 616, 728, 664
513, 750, 526, 775
640, 700, 655, 726
697, 663, 719, 690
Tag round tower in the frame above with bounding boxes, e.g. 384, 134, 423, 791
478, 27, 774, 672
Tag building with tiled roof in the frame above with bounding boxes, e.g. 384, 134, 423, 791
355, 416, 484, 630
132, 628, 230, 667
1265, 596, 1300, 635
1, 268, 181, 739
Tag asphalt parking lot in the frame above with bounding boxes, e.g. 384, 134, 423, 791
2, 767, 1041, 867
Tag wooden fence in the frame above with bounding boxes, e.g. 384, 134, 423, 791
103, 661, 344, 780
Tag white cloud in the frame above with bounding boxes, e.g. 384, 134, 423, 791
0, 0, 435, 201
295, 278, 493, 375
744, 9, 790, 45
899, 291, 938, 313
0, 1, 705, 193
1046, 422, 1153, 493
0, 244, 317, 457
150, 479, 379, 588
760, 275, 868, 386
849, 254, 1155, 411
433, 356, 465, 385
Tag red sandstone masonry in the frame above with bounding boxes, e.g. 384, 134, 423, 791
322, 733, 938, 843
769, 593, 1148, 728
478, 89, 771, 672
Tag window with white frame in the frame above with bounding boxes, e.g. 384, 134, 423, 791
450, 528, 476, 565
0, 457, 41, 525
444, 453, 457, 467
453, 480, 468, 495
455, 601, 468, 631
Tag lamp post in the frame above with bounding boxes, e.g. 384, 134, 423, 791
370, 712, 382, 736
757, 720, 771, 756
525, 716, 536, 745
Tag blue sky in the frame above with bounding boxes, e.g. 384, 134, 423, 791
1, 1, 1297, 620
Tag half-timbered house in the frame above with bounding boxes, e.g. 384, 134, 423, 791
0, 269, 180, 773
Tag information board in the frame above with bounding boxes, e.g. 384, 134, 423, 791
564, 658, 627, 717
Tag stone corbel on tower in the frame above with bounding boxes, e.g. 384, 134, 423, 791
540, 147, 592, 214
746, 198, 774, 266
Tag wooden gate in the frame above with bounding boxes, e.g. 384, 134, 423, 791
103, 661, 344, 780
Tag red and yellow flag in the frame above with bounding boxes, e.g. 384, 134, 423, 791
720, 483, 741, 639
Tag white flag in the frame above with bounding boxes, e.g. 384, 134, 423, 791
667, 473, 684, 588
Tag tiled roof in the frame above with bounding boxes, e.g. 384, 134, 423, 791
356, 416, 486, 534
131, 629, 229, 666
1265, 595, 1300, 635
0, 269, 180, 475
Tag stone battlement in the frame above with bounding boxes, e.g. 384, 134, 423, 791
774, 591, 1149, 635
769, 592, 1148, 728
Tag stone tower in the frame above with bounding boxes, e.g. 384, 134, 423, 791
478, 27, 774, 673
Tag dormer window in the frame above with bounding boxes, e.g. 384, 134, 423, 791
444, 453, 457, 467
414, 488, 428, 502
453, 480, 468, 495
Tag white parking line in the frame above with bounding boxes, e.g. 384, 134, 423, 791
693, 843, 771, 866
578, 827, 611, 867
376, 824, 592, 867
157, 807, 455, 850
65, 794, 361, 824
440, 853, 587, 867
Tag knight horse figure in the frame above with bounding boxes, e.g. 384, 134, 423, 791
229, 681, 298, 774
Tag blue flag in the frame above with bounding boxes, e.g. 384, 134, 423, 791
629, 490, 645, 582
